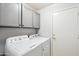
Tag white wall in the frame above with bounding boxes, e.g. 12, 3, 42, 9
38, 6, 53, 37
38, 3, 79, 55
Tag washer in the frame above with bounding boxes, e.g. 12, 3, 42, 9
5, 35, 50, 56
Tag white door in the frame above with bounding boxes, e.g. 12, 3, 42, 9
22, 5, 33, 27
0, 3, 19, 26
77, 8, 79, 56
53, 8, 77, 56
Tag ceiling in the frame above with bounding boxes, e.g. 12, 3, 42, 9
27, 3, 53, 10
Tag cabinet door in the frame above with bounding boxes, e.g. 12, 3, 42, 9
22, 5, 33, 27
0, 4, 3, 25
0, 3, 19, 26
42, 39, 50, 56
33, 12, 40, 28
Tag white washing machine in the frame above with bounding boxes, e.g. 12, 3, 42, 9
5, 35, 50, 56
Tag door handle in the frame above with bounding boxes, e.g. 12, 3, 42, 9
52, 34, 56, 39
77, 35, 79, 39
53, 37, 56, 39
53, 34, 55, 36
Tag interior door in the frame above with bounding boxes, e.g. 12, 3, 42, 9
77, 8, 79, 56
53, 8, 77, 56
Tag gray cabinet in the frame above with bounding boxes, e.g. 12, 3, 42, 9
0, 3, 20, 27
22, 5, 33, 27
33, 12, 40, 28
0, 3, 40, 28
22, 4, 40, 28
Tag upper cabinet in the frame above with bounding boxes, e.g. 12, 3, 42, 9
32, 12, 40, 28
22, 4, 40, 28
0, 3, 20, 27
22, 5, 33, 27
0, 3, 40, 28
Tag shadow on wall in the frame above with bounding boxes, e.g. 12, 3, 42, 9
0, 28, 36, 56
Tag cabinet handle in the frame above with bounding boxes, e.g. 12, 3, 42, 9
19, 24, 21, 26
22, 24, 24, 27
33, 25, 34, 28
